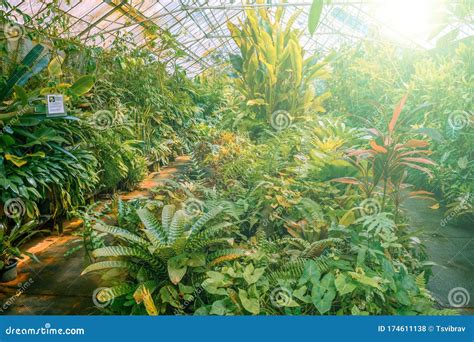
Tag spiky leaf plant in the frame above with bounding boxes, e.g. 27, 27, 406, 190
82, 203, 246, 314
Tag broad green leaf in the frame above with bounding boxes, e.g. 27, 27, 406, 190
243, 263, 265, 285
206, 271, 226, 282
187, 253, 206, 267
167, 254, 188, 285
308, 0, 324, 36
178, 283, 195, 294
395, 289, 411, 306
298, 260, 321, 286
311, 272, 336, 314
335, 273, 357, 296
238, 289, 260, 315
209, 299, 229, 315
48, 56, 64, 77
339, 210, 355, 227
69, 75, 95, 96
293, 286, 311, 303
348, 270, 382, 290
14, 85, 28, 105
159, 285, 180, 308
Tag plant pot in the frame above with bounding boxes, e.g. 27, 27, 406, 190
0, 259, 18, 282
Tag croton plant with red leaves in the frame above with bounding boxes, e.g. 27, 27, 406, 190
332, 95, 436, 220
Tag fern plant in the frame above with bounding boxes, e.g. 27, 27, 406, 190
82, 203, 246, 314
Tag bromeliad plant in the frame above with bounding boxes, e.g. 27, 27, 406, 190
82, 202, 247, 315
0, 220, 43, 273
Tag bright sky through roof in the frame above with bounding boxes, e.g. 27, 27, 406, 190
372, 0, 443, 46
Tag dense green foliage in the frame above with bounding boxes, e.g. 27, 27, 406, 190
327, 41, 473, 220
0, 3, 470, 316
72, 7, 468, 317
0, 10, 222, 260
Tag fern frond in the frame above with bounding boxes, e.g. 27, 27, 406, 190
94, 222, 149, 246
92, 246, 149, 259
81, 260, 136, 275
189, 205, 223, 235
302, 238, 343, 259
168, 210, 186, 244
186, 222, 233, 250
415, 272, 426, 290
255, 228, 279, 253
268, 258, 306, 284
191, 237, 234, 250
268, 257, 332, 284
143, 229, 165, 250
117, 199, 125, 227
161, 204, 176, 231
137, 208, 167, 244
153, 246, 176, 261
276, 237, 311, 249
208, 248, 248, 266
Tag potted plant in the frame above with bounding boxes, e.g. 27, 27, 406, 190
0, 220, 41, 282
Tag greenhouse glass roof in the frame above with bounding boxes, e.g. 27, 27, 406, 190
3, 0, 473, 76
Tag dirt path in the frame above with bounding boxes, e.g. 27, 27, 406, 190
402, 196, 473, 313
0, 156, 191, 315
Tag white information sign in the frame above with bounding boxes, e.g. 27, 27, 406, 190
46, 94, 66, 117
